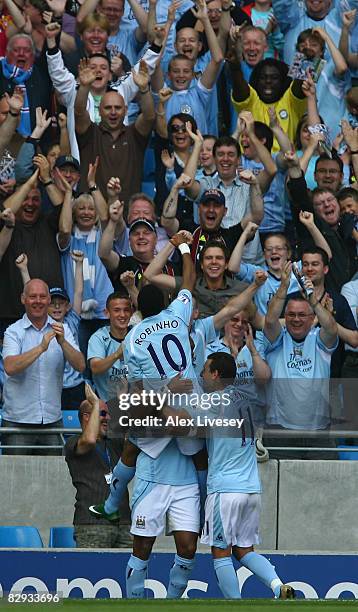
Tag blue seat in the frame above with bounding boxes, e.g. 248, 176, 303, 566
49, 526, 76, 548
62, 410, 80, 429
0, 526, 43, 548
141, 181, 156, 199
337, 445, 358, 460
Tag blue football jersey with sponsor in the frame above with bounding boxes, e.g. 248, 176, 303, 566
262, 327, 338, 430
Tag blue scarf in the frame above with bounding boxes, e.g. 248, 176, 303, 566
1, 58, 32, 136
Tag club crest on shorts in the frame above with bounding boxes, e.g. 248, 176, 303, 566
136, 515, 146, 529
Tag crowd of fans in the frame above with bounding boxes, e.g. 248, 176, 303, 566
0, 0, 357, 466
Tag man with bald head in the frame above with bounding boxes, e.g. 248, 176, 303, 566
74, 59, 155, 204
2, 279, 85, 455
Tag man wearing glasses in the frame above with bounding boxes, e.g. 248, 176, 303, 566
261, 261, 338, 459
65, 384, 131, 547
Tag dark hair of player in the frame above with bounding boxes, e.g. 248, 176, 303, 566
137, 284, 165, 318
207, 351, 237, 384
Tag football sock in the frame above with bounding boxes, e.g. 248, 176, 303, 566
240, 551, 282, 596
166, 554, 195, 598
104, 459, 135, 514
126, 555, 148, 599
196, 469, 207, 529
213, 557, 241, 599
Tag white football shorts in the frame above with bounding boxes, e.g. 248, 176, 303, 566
131, 480, 200, 537
201, 492, 261, 549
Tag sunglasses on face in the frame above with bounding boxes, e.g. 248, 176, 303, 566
171, 124, 186, 133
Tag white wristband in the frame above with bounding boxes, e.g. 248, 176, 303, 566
178, 243, 191, 255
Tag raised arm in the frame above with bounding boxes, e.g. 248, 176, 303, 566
299, 132, 324, 175
339, 10, 358, 70
193, 0, 224, 90
214, 270, 268, 329
299, 211, 332, 259
182, 123, 203, 200
228, 222, 258, 273
0, 87, 23, 156
76, 384, 101, 455
3, 0, 26, 35
127, 0, 148, 40
133, 60, 156, 137
58, 113, 71, 156
71, 250, 84, 315
3, 169, 39, 214
245, 323, 271, 385
228, 33, 250, 103
161, 174, 194, 235
143, 240, 177, 290
264, 261, 292, 343
268, 106, 292, 168
98, 201, 122, 272
217, 0, 231, 54
15, 107, 52, 183
76, 0, 100, 23
305, 280, 338, 349
15, 253, 31, 286
87, 158, 108, 224
285, 150, 313, 216
155, 87, 172, 138
120, 271, 139, 308
341, 120, 358, 185
313, 27, 348, 77
239, 111, 277, 193
0, 209, 15, 261
33, 154, 64, 207
74, 59, 96, 135
171, 232, 195, 293
57, 171, 73, 250
239, 170, 264, 225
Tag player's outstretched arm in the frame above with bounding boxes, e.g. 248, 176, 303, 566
170, 232, 195, 293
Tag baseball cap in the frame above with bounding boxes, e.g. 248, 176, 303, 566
199, 189, 225, 206
55, 155, 80, 172
129, 218, 157, 234
49, 287, 70, 302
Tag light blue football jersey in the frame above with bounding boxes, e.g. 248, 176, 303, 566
262, 327, 338, 430
87, 326, 128, 402
133, 439, 198, 488
205, 339, 266, 427
235, 262, 302, 315
191, 316, 220, 378
187, 388, 261, 494
124, 290, 196, 384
